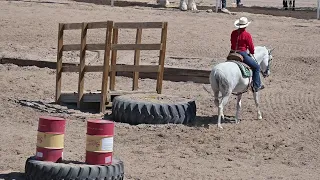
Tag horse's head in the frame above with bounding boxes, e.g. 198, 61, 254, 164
260, 47, 274, 78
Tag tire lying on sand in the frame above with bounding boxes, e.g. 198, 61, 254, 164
112, 94, 196, 124
25, 156, 124, 180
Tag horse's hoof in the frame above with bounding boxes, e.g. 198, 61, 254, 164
258, 116, 262, 120
235, 119, 240, 124
218, 124, 223, 129
187, 3, 197, 11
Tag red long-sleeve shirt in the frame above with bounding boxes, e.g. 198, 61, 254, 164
230, 28, 255, 54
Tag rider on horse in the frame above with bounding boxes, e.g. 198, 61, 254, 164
230, 17, 265, 92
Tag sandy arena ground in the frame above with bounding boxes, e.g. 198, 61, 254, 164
0, 0, 320, 179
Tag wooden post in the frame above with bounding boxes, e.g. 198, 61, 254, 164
133, 28, 142, 91
77, 23, 88, 109
317, 0, 320, 20
100, 21, 114, 113
55, 23, 64, 103
156, 22, 168, 94
110, 28, 118, 91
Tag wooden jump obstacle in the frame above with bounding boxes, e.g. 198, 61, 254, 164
55, 21, 168, 113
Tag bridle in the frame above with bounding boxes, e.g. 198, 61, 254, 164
262, 50, 273, 78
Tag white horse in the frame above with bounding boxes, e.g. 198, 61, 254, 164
209, 46, 274, 129
158, 0, 197, 11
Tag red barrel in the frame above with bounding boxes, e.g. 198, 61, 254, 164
38, 116, 66, 134
36, 147, 64, 162
85, 119, 114, 165
35, 116, 66, 162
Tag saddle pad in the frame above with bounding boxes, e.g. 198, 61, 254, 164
228, 60, 252, 78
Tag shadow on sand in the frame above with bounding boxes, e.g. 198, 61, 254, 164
103, 113, 235, 127
0, 172, 25, 180
188, 115, 235, 128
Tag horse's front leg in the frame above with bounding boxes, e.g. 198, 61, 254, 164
253, 92, 262, 120
179, 0, 188, 10
235, 94, 242, 124
187, 0, 197, 10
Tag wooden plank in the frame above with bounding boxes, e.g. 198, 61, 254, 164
108, 90, 157, 96
60, 93, 77, 103
156, 22, 168, 94
164, 67, 210, 77
110, 28, 118, 91
60, 65, 160, 73
100, 21, 114, 113
85, 65, 104, 72
117, 71, 210, 84
111, 65, 160, 72
87, 22, 108, 29
62, 44, 81, 51
133, 28, 142, 91
64, 43, 106, 51
62, 66, 79, 72
114, 22, 164, 29
60, 92, 101, 103
61, 65, 104, 73
111, 44, 161, 50
62, 23, 83, 30
77, 23, 88, 108
56, 23, 64, 103
86, 44, 105, 51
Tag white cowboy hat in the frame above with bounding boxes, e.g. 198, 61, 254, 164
234, 17, 251, 29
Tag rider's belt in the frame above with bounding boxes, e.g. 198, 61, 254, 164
230, 50, 239, 53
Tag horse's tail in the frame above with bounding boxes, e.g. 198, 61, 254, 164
209, 68, 230, 96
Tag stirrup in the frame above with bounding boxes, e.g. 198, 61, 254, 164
252, 85, 265, 92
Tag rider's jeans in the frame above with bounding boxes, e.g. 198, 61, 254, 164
238, 51, 261, 89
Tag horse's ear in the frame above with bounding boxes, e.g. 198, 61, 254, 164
268, 47, 276, 54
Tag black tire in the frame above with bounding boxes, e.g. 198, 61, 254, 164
24, 156, 124, 180
112, 94, 196, 124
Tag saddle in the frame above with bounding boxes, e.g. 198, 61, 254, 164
226, 50, 252, 78
227, 50, 243, 62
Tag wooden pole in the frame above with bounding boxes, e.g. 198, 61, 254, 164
110, 28, 118, 91
55, 23, 64, 103
100, 21, 114, 113
317, 0, 320, 20
215, 0, 219, 13
77, 23, 88, 109
133, 28, 142, 91
156, 22, 168, 94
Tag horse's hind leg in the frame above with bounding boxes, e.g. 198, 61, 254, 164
235, 94, 242, 124
253, 92, 262, 120
213, 91, 219, 107
217, 94, 230, 129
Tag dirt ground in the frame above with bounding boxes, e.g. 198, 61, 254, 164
1, 0, 320, 179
